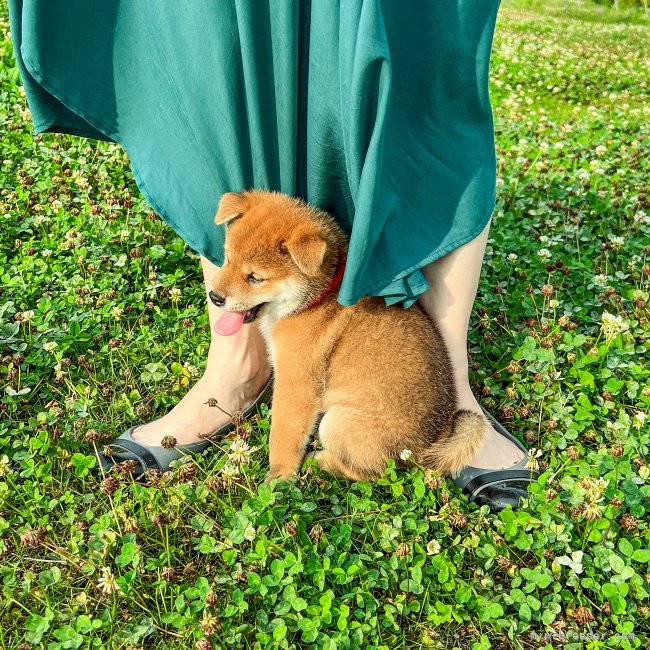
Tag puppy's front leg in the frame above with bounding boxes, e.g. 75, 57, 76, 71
264, 371, 319, 483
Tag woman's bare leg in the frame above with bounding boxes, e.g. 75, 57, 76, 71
418, 218, 525, 469
132, 257, 272, 446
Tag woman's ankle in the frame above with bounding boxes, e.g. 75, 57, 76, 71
203, 329, 270, 383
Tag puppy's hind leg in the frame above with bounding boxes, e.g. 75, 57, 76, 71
313, 407, 386, 481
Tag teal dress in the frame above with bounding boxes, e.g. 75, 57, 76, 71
9, 0, 500, 308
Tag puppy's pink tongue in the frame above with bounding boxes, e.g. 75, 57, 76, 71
214, 311, 245, 336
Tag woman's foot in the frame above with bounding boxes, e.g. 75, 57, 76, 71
131, 357, 271, 446
450, 382, 536, 511
131, 256, 272, 447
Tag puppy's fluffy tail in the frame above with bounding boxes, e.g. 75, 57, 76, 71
420, 410, 490, 475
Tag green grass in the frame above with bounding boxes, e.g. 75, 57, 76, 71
506, 0, 650, 26
1, 4, 649, 650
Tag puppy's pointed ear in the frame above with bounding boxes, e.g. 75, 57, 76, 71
215, 191, 249, 225
283, 228, 327, 276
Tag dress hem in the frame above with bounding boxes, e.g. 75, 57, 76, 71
336, 194, 496, 308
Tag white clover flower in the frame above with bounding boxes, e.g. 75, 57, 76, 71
244, 526, 257, 541
609, 235, 624, 250
549, 299, 559, 309
183, 362, 200, 378
539, 235, 549, 244
633, 411, 647, 431
600, 311, 628, 343
110, 306, 123, 319
496, 177, 505, 188
229, 438, 257, 464
581, 476, 608, 502
633, 210, 648, 224
221, 463, 240, 480
41, 249, 53, 257
593, 274, 609, 288
539, 142, 550, 153
0, 455, 11, 478
595, 145, 607, 156
50, 200, 63, 211
584, 502, 604, 520
21, 310, 35, 322
537, 248, 551, 259
628, 256, 641, 271
74, 176, 89, 189
507, 253, 518, 263
426, 539, 441, 555
399, 449, 412, 461
33, 214, 50, 227
97, 567, 119, 596
119, 229, 130, 238
170, 287, 182, 302
577, 169, 590, 182
525, 447, 543, 471
43, 341, 58, 353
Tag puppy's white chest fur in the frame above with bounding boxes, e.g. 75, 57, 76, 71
258, 314, 278, 369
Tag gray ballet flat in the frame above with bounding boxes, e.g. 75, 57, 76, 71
451, 406, 539, 511
98, 373, 274, 480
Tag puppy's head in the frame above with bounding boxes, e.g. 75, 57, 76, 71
210, 190, 344, 334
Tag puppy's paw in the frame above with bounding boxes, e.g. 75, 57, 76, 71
263, 466, 297, 485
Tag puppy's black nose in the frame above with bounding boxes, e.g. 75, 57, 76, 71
208, 291, 225, 307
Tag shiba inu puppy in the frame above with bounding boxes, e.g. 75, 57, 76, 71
209, 190, 489, 482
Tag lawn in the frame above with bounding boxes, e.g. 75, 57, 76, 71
1, 1, 649, 648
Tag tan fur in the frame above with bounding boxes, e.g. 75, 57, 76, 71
419, 410, 489, 475
210, 189, 489, 482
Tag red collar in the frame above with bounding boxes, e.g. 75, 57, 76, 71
300, 251, 347, 312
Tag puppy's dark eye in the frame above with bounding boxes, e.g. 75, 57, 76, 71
247, 273, 265, 285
